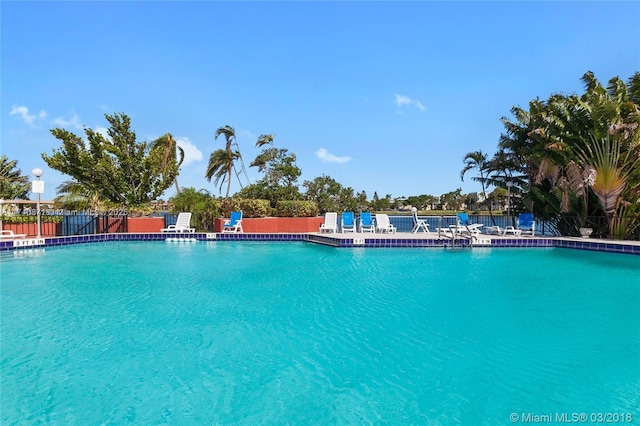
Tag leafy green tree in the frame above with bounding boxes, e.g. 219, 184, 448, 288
152, 133, 184, 194
355, 191, 370, 212
495, 71, 640, 237
370, 191, 392, 211
486, 187, 508, 211
42, 113, 179, 206
0, 155, 30, 200
303, 174, 357, 214
406, 194, 433, 210
440, 188, 463, 210
168, 187, 219, 232
239, 134, 302, 207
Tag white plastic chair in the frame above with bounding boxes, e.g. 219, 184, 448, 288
222, 211, 244, 233
319, 212, 338, 233
411, 209, 430, 233
375, 214, 396, 234
161, 212, 195, 233
0, 230, 27, 240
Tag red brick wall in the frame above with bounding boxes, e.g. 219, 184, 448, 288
214, 217, 324, 233
2, 223, 60, 237
127, 217, 165, 232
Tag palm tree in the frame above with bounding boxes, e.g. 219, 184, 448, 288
151, 133, 184, 194
213, 125, 250, 193
0, 155, 30, 200
460, 150, 493, 218
255, 133, 275, 148
54, 180, 106, 210
205, 148, 240, 198
578, 135, 638, 227
495, 71, 640, 237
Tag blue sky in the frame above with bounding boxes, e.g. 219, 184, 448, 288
2, 1, 639, 202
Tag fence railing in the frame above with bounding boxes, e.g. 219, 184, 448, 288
387, 213, 639, 240
2, 210, 137, 237
2, 210, 639, 240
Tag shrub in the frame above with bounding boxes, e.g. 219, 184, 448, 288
220, 199, 271, 218
128, 204, 155, 217
0, 215, 63, 224
274, 200, 318, 217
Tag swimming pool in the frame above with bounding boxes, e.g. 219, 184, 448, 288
1, 242, 639, 424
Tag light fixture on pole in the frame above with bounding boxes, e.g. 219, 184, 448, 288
506, 180, 513, 226
32, 168, 44, 239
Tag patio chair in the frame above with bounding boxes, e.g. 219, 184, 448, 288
319, 212, 338, 233
375, 214, 396, 234
411, 208, 430, 233
504, 213, 535, 236
0, 230, 27, 240
359, 212, 375, 233
456, 212, 483, 236
484, 225, 503, 235
161, 212, 195, 233
341, 212, 356, 233
222, 211, 244, 233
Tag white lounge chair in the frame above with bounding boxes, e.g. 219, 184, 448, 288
161, 212, 195, 233
222, 211, 244, 233
0, 230, 27, 240
319, 212, 338, 233
456, 212, 483, 236
484, 225, 502, 235
375, 214, 396, 234
411, 209, 430, 233
504, 213, 535, 236
341, 212, 356, 233
359, 212, 375, 233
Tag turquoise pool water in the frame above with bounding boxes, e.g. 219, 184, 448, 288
1, 242, 639, 424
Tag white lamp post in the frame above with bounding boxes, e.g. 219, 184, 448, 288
32, 168, 44, 239
506, 180, 513, 227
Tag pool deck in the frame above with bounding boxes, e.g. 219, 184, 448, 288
306, 231, 640, 252
1, 231, 639, 255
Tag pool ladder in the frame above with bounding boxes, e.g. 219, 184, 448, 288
437, 215, 471, 249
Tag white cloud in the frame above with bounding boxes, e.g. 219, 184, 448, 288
394, 95, 412, 107
315, 148, 351, 164
51, 113, 83, 129
176, 136, 203, 166
9, 105, 47, 126
394, 94, 425, 112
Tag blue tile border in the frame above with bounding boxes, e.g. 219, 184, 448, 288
0, 233, 637, 255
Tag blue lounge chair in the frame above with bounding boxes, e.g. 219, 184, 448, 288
222, 211, 244, 233
359, 212, 375, 233
504, 213, 535, 236
341, 212, 356, 233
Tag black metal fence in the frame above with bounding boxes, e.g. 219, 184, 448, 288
2, 210, 133, 237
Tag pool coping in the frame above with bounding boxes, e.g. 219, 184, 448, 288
1, 232, 639, 255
